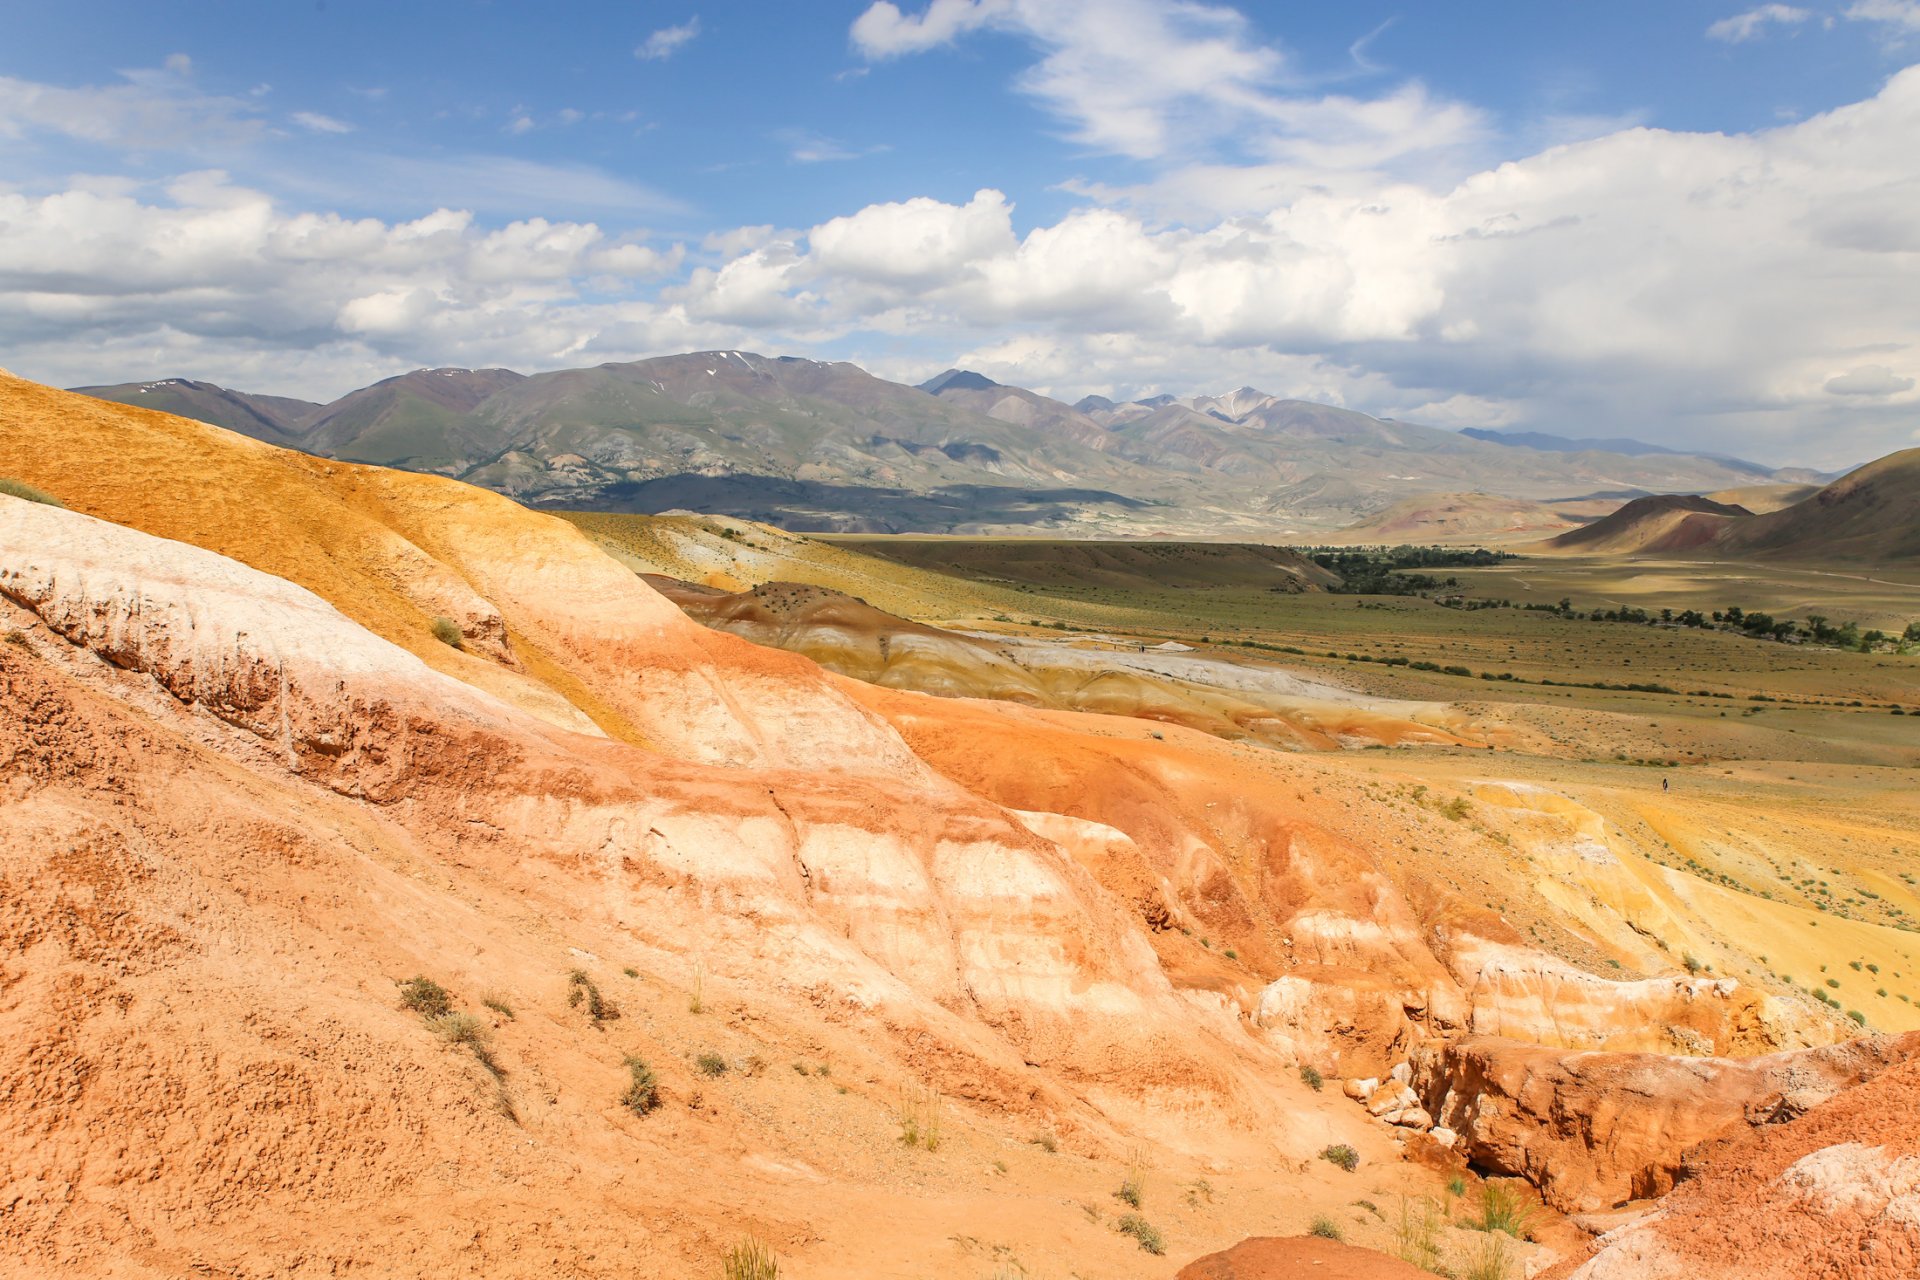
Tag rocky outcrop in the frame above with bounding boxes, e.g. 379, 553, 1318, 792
1412, 1033, 1920, 1213
1561, 1057, 1920, 1279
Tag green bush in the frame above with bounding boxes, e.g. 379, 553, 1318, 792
568, 969, 618, 1021
1467, 1181, 1535, 1239
1308, 1214, 1344, 1241
1320, 1144, 1359, 1172
1115, 1214, 1165, 1255
1299, 1064, 1324, 1091
697, 1051, 729, 1078
397, 975, 453, 1018
0, 477, 62, 507
430, 615, 463, 649
621, 1055, 660, 1115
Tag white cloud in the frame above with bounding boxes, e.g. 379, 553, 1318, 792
1825, 365, 1915, 395
852, 0, 1485, 171
1707, 5, 1813, 43
0, 66, 263, 149
776, 129, 860, 163
1846, 0, 1920, 36
808, 189, 1015, 288
291, 110, 353, 134
660, 63, 1920, 465
636, 17, 701, 61
851, 0, 1011, 56
0, 175, 705, 399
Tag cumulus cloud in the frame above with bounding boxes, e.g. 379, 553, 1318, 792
636, 17, 701, 61
807, 189, 1014, 288
0, 175, 701, 398
660, 63, 1920, 464
1825, 365, 1916, 395
1708, 5, 1813, 43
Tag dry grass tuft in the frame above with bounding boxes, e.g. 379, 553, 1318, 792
721, 1235, 778, 1280
897, 1081, 943, 1151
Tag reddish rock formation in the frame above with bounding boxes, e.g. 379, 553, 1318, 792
1551, 1056, 1920, 1279
1175, 1236, 1433, 1279
1413, 1033, 1920, 1213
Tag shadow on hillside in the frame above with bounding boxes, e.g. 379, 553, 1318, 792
546, 473, 1151, 533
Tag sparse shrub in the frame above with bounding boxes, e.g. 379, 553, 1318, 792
429, 1012, 500, 1076
568, 968, 618, 1021
0, 477, 62, 507
1320, 1143, 1359, 1172
721, 1234, 779, 1280
697, 1051, 729, 1078
3, 630, 27, 648
1392, 1196, 1445, 1271
1299, 1063, 1325, 1091
398, 975, 453, 1018
898, 1082, 942, 1151
1030, 1132, 1058, 1154
1448, 1175, 1468, 1198
1115, 1146, 1150, 1208
1115, 1214, 1165, 1255
1849, 1010, 1868, 1027
1440, 796, 1472, 821
621, 1055, 660, 1115
1458, 1229, 1514, 1280
1468, 1181, 1536, 1239
689, 956, 707, 1014
624, 966, 639, 978
482, 994, 516, 1020
1224, 947, 1238, 960
429, 615, 463, 649
1309, 1214, 1344, 1241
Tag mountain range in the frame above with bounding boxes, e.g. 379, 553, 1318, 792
75, 356, 1831, 536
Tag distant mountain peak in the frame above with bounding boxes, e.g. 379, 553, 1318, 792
918, 369, 1001, 394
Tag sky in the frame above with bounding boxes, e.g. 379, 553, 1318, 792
2, 1, 1918, 468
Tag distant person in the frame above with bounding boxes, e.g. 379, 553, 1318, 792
1662, 777, 1670, 793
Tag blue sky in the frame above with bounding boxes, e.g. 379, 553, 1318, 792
3, 1, 1919, 466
